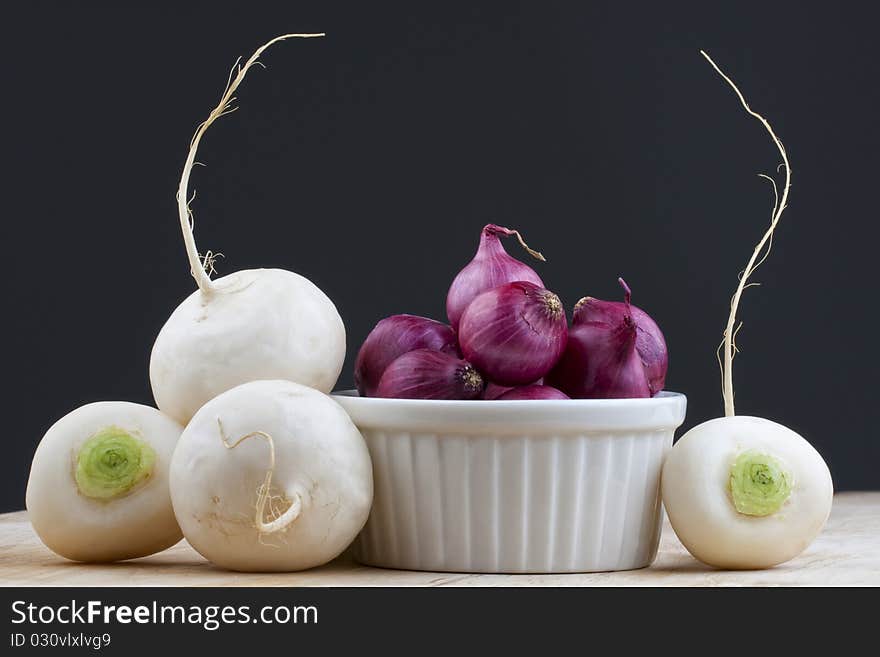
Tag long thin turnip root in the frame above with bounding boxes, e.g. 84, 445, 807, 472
169, 380, 373, 572
150, 34, 346, 424
661, 51, 832, 570
26, 402, 183, 562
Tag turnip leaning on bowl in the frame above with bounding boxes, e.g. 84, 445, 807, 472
26, 402, 183, 562
169, 380, 373, 572
661, 51, 833, 570
150, 34, 345, 425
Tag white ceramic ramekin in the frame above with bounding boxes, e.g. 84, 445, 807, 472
332, 391, 686, 573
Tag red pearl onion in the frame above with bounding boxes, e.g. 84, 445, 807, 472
572, 278, 668, 394
483, 382, 514, 400
446, 224, 545, 331
546, 279, 653, 399
375, 349, 485, 400
355, 315, 458, 397
496, 384, 569, 400
458, 281, 568, 386
483, 378, 543, 400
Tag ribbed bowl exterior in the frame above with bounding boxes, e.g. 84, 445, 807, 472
333, 392, 686, 573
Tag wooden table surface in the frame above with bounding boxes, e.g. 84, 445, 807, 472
1, 492, 876, 587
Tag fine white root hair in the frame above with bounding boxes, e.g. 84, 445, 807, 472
176, 33, 325, 296
217, 418, 302, 536
701, 50, 792, 418
200, 250, 224, 277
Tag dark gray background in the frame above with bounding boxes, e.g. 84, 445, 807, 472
2, 1, 876, 511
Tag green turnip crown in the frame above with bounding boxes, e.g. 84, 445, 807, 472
27, 402, 183, 562
660, 51, 833, 570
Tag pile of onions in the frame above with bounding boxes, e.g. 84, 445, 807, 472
354, 226, 667, 401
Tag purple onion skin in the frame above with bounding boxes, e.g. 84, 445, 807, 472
572, 280, 668, 394
375, 349, 485, 400
496, 384, 569, 400
483, 382, 514, 400
483, 378, 543, 400
355, 315, 458, 397
446, 224, 544, 331
546, 317, 652, 399
459, 281, 568, 386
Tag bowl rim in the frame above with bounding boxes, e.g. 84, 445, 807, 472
331, 390, 687, 434
332, 389, 683, 404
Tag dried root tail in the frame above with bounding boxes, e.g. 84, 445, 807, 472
177, 33, 325, 295
217, 418, 302, 535
701, 50, 792, 417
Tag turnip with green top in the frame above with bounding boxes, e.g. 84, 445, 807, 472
26, 402, 183, 562
661, 52, 833, 570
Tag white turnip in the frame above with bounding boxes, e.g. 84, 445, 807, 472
150, 34, 345, 424
169, 380, 373, 572
663, 417, 832, 569
26, 402, 183, 562
661, 52, 833, 570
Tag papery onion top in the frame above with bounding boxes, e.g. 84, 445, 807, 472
446, 224, 545, 331
572, 278, 668, 395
